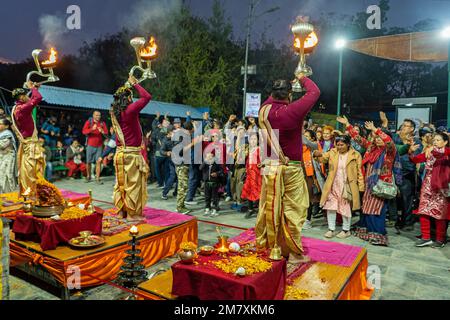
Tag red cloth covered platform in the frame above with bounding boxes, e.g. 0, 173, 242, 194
171, 252, 286, 300
13, 212, 103, 251
137, 229, 374, 300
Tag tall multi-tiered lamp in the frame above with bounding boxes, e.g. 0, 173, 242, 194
117, 226, 148, 300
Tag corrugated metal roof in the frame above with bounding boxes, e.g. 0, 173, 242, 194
39, 85, 204, 119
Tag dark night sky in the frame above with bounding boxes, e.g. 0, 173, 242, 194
1, 0, 450, 62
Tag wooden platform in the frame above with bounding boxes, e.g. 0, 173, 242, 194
137, 248, 372, 301
10, 218, 198, 299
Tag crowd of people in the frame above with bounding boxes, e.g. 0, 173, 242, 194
0, 80, 448, 248
138, 101, 450, 249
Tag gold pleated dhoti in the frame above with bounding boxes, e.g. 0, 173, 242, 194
256, 161, 309, 257
17, 138, 46, 197
113, 146, 149, 218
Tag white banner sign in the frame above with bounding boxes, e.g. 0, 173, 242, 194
245, 93, 261, 118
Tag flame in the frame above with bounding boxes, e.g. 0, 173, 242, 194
130, 225, 139, 235
140, 37, 158, 60
41, 47, 58, 67
294, 31, 319, 51
23, 187, 32, 197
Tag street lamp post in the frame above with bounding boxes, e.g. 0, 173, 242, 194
242, 1, 279, 117
442, 26, 450, 127
337, 50, 343, 117
446, 31, 450, 128
242, 1, 255, 118
447, 39, 450, 128
335, 39, 347, 129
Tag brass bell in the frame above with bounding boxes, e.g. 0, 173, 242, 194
23, 201, 33, 213
269, 244, 282, 261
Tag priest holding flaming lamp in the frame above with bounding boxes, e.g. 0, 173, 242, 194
111, 36, 157, 221
256, 16, 321, 264
10, 47, 60, 197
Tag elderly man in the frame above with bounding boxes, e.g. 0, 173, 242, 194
11, 82, 45, 196
82, 110, 108, 184
256, 74, 320, 264
391, 118, 422, 230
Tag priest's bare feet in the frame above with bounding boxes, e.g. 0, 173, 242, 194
287, 253, 310, 265
126, 216, 145, 223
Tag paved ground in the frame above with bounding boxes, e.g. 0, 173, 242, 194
8, 177, 450, 300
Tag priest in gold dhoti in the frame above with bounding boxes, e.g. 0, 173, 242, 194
110, 76, 151, 221
256, 74, 320, 263
11, 82, 46, 197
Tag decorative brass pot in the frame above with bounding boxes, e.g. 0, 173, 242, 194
178, 249, 196, 264
32, 205, 64, 218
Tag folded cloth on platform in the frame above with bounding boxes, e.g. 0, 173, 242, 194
102, 209, 146, 236
102, 207, 194, 236
13, 212, 103, 251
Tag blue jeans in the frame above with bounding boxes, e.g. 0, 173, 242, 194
155, 156, 167, 187
186, 164, 201, 202
149, 153, 156, 182
46, 162, 53, 182
398, 173, 416, 227
163, 160, 177, 196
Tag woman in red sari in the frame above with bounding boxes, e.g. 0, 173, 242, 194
409, 131, 449, 248
241, 132, 262, 219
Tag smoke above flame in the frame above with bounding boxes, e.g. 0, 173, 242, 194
119, 0, 183, 32
39, 14, 67, 49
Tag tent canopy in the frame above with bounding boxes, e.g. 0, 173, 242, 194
348, 30, 449, 63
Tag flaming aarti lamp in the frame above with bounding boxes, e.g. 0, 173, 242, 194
216, 226, 229, 253
125, 36, 158, 87
291, 16, 319, 92
24, 48, 60, 89
118, 226, 148, 299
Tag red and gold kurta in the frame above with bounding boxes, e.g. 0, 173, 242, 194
11, 88, 46, 196
256, 77, 320, 257
112, 84, 151, 218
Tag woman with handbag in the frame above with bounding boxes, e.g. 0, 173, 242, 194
314, 135, 365, 239
409, 131, 449, 248
338, 116, 402, 246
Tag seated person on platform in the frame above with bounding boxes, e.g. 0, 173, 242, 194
101, 129, 117, 166
100, 132, 117, 175
41, 116, 61, 148
65, 139, 87, 179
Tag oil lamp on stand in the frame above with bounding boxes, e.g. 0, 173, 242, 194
117, 226, 148, 300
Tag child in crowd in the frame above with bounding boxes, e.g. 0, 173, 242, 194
241, 133, 262, 219
200, 152, 224, 217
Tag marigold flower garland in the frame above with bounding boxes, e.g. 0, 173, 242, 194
180, 242, 197, 251
60, 207, 93, 220
212, 254, 273, 276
